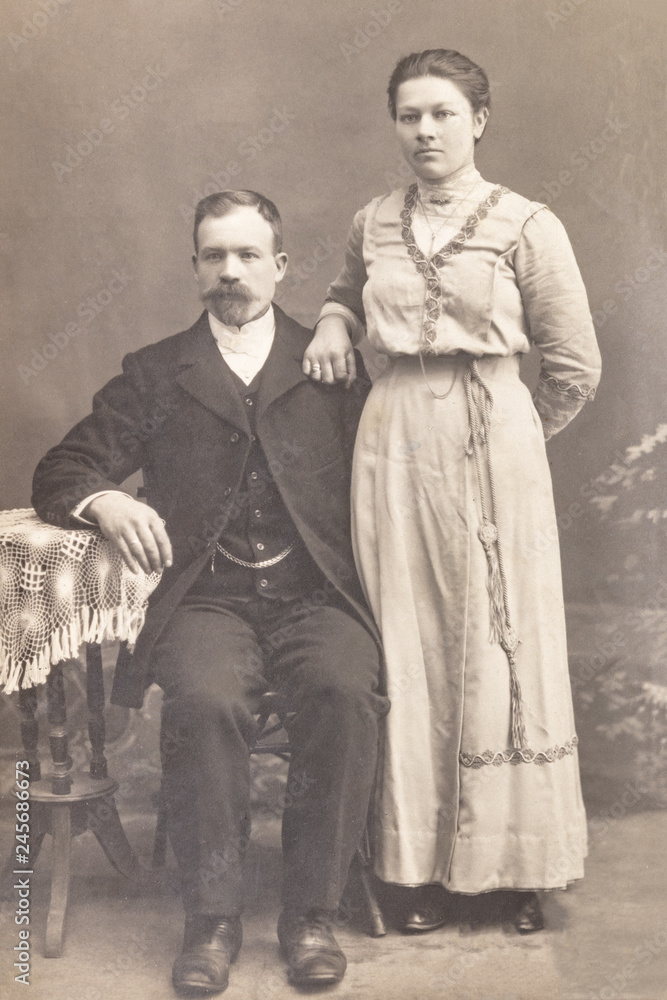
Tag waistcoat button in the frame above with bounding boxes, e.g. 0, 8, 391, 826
230, 432, 239, 443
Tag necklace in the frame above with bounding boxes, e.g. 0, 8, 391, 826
417, 178, 481, 259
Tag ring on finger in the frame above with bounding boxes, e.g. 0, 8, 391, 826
311, 363, 321, 372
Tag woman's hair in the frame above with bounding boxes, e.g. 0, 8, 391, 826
387, 49, 491, 121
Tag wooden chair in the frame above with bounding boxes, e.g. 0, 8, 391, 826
152, 690, 386, 937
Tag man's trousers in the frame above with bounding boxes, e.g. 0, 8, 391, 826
151, 593, 387, 919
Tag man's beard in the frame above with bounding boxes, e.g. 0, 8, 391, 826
202, 285, 257, 327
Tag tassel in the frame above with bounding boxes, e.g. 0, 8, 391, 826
2, 659, 22, 695
98, 607, 114, 642
465, 361, 530, 754
87, 607, 101, 643
508, 659, 527, 750
37, 648, 49, 683
125, 608, 146, 647
59, 622, 72, 660
501, 628, 527, 750
71, 609, 83, 653
51, 628, 64, 664
115, 606, 128, 639
478, 521, 505, 644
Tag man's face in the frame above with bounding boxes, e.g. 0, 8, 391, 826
193, 207, 288, 327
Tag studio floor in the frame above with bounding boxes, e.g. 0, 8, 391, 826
1, 801, 666, 1000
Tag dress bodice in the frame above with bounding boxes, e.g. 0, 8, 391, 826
321, 176, 601, 437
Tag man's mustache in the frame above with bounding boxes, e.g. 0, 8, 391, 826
203, 284, 253, 301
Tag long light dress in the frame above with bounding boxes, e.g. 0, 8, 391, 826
319, 167, 602, 892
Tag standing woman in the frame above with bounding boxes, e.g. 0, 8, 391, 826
303, 50, 601, 933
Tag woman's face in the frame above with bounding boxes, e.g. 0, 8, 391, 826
394, 76, 488, 183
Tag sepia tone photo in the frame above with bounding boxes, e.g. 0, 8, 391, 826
1, 2, 665, 998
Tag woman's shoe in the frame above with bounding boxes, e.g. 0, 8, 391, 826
403, 903, 450, 933
513, 892, 545, 934
400, 886, 451, 933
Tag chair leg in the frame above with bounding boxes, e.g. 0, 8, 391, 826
18, 685, 41, 782
152, 789, 168, 869
44, 804, 71, 958
86, 795, 149, 883
352, 848, 386, 937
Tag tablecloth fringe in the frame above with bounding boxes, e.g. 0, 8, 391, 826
0, 604, 147, 694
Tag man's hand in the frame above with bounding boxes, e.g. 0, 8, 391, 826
83, 493, 173, 574
302, 315, 357, 388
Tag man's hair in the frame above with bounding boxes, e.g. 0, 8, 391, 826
193, 190, 283, 254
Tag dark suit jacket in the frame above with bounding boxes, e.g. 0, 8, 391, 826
32, 306, 376, 707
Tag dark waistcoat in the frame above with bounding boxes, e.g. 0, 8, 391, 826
189, 364, 326, 601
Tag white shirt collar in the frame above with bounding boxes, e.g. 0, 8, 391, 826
207, 304, 276, 356
207, 305, 276, 385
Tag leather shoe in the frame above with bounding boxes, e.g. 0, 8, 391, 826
513, 892, 545, 934
401, 885, 451, 933
402, 901, 450, 933
277, 909, 347, 986
172, 915, 242, 997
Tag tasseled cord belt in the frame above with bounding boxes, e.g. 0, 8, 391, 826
464, 360, 528, 751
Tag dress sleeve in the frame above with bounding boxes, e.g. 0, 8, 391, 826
317, 206, 369, 343
515, 207, 601, 439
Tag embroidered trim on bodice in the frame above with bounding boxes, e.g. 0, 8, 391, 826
459, 735, 579, 768
539, 370, 597, 401
400, 183, 510, 352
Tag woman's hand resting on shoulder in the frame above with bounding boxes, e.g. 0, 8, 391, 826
302, 315, 357, 388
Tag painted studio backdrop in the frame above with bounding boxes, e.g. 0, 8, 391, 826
0, 0, 666, 997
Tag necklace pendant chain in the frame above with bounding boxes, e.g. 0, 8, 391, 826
418, 178, 481, 260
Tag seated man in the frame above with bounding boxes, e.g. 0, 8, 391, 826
32, 190, 388, 997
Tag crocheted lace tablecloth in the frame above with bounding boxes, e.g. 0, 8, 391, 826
0, 509, 161, 693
